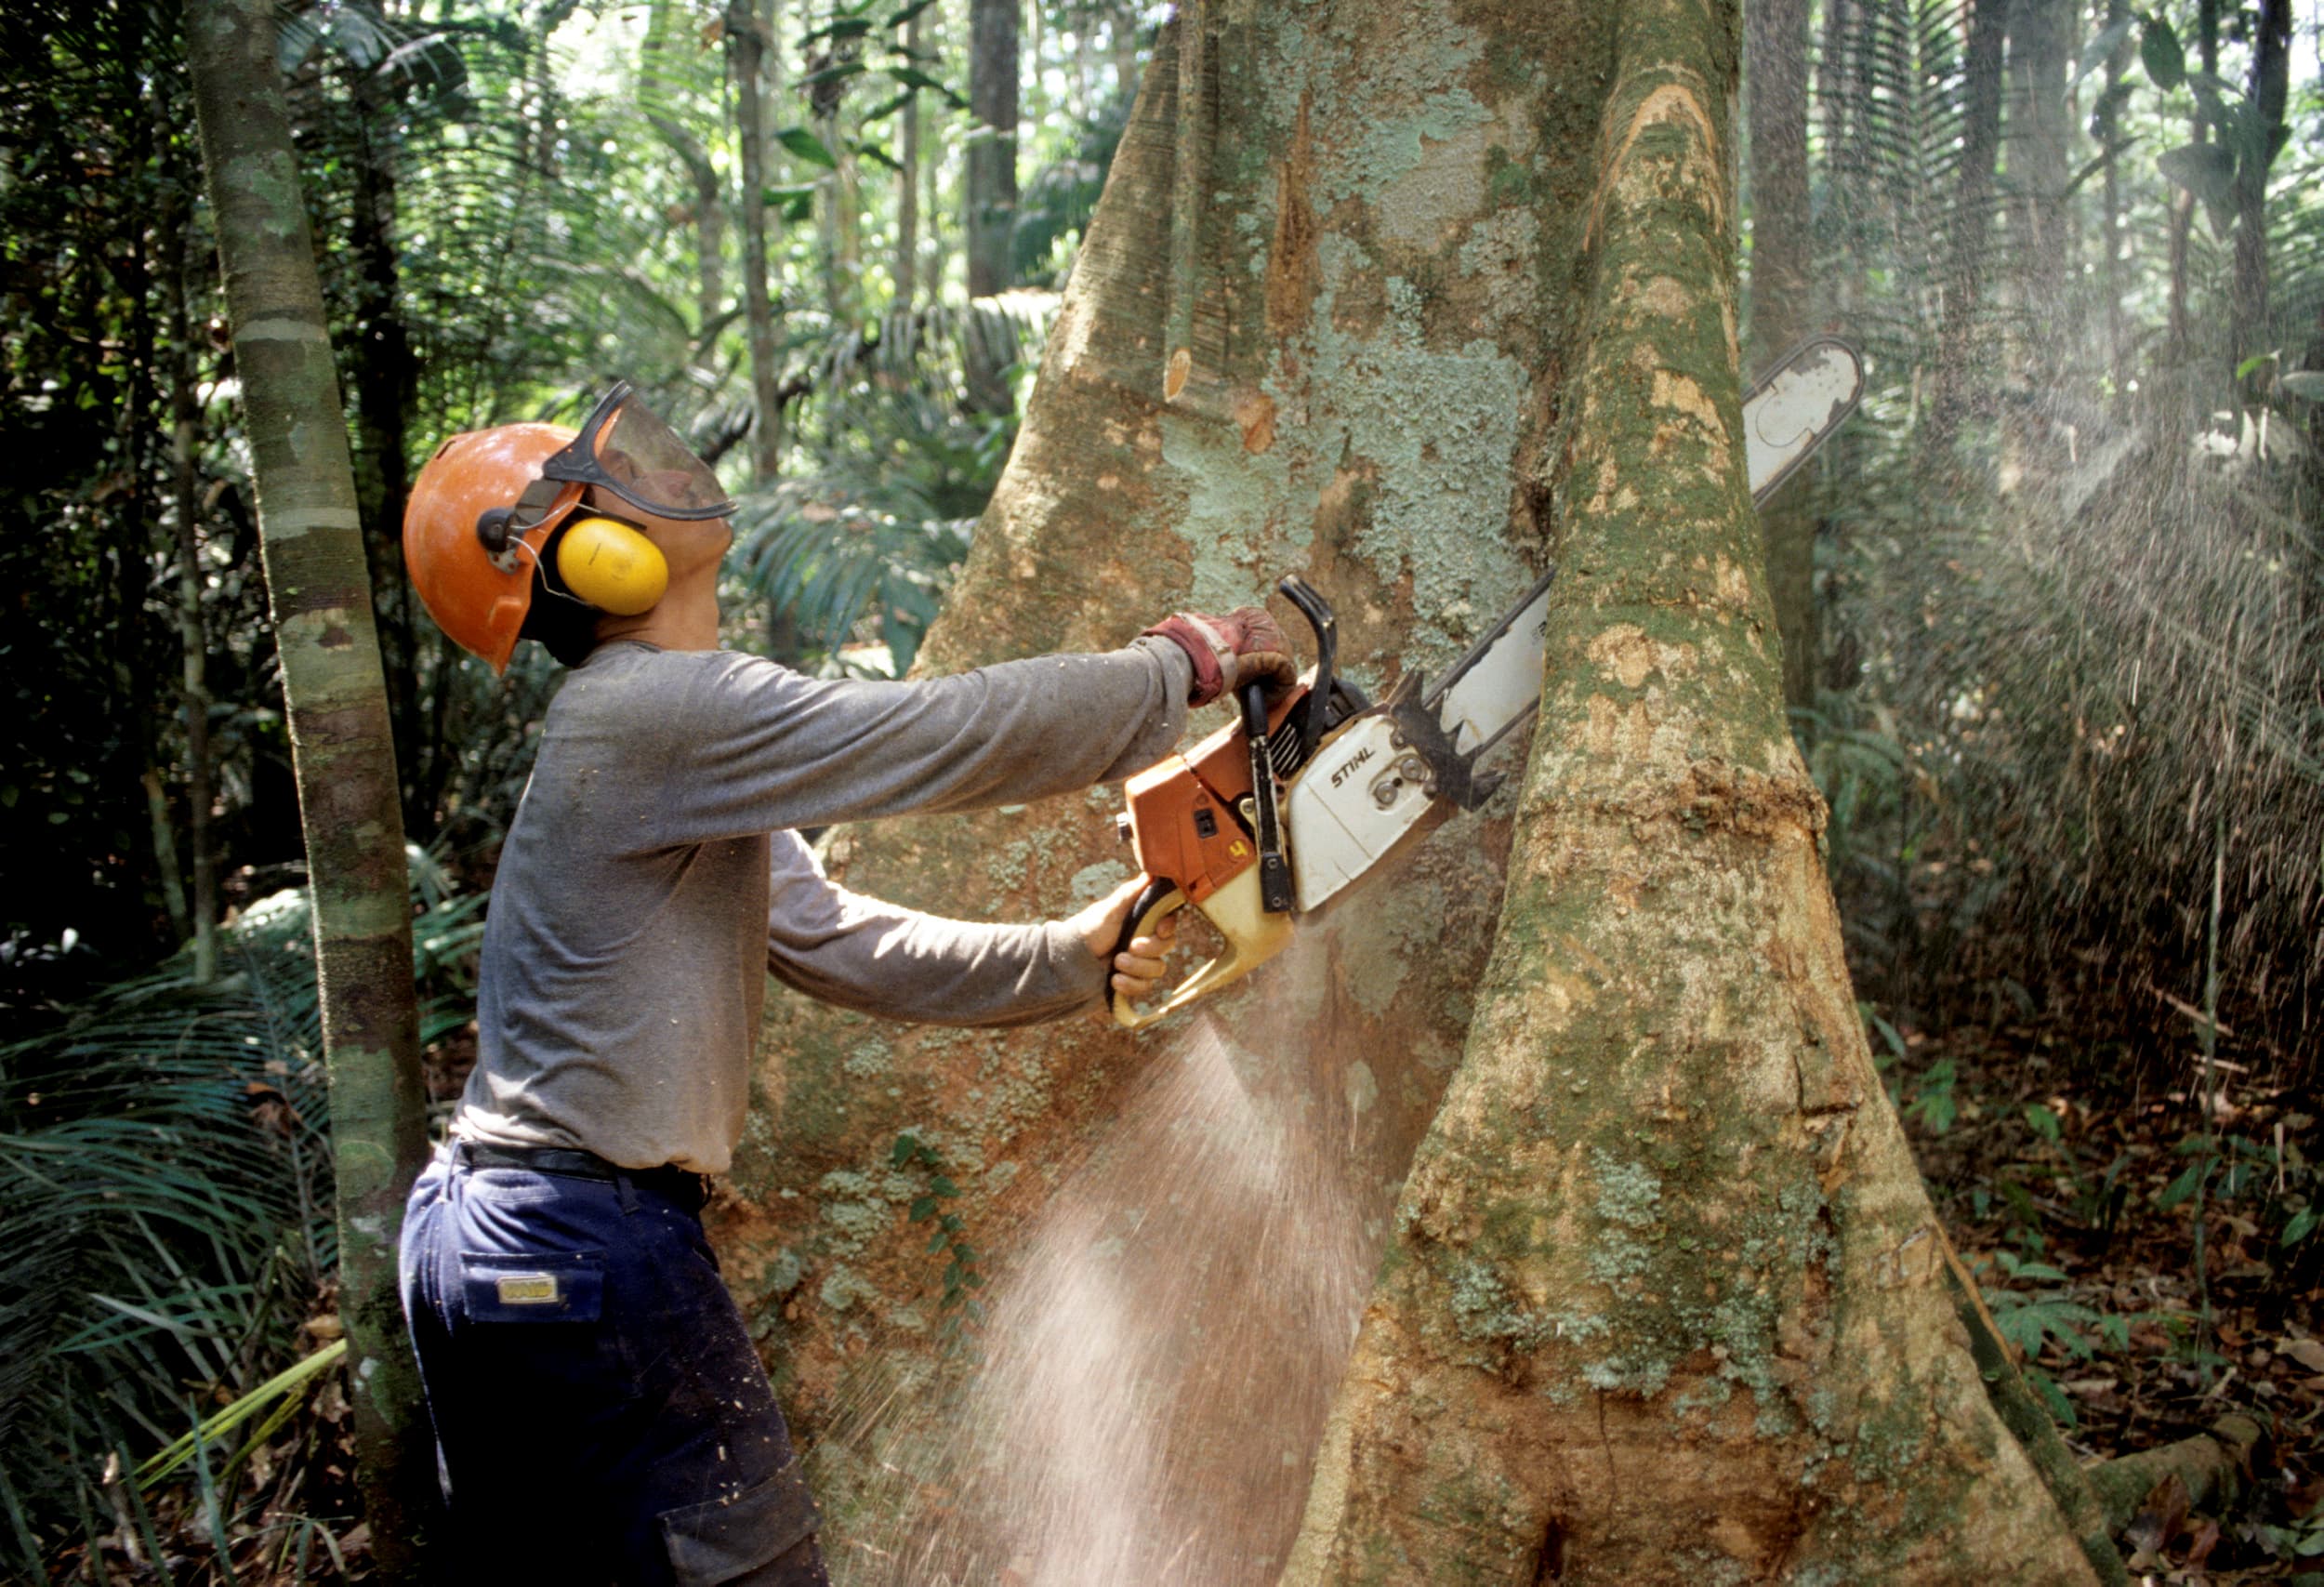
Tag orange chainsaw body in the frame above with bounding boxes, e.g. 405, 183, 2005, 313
1117, 686, 1305, 906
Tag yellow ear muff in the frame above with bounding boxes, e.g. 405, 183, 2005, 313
555, 516, 668, 615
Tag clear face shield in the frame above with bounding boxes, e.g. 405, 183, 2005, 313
506, 381, 737, 536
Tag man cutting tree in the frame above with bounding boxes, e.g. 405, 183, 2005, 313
395, 380, 1291, 1584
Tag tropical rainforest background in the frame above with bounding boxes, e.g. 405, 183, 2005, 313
2, 0, 2321, 1579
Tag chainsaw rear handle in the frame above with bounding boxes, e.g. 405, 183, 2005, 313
1108, 866, 1298, 1031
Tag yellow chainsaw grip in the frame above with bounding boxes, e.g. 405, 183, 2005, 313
1111, 865, 1297, 1032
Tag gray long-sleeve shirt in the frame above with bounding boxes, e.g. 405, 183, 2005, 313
454, 637, 1192, 1173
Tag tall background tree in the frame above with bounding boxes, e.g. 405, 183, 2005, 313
182, 0, 431, 1567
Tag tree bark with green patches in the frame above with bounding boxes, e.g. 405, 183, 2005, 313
711, 1, 2114, 1580
1286, 3, 2111, 1580
184, 0, 432, 1570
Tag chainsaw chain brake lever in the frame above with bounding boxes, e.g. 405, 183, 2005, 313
1276, 574, 1338, 765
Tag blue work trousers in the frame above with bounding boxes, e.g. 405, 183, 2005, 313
399, 1147, 827, 1585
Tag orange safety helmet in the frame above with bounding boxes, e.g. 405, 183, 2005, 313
403, 382, 736, 673
403, 421, 584, 674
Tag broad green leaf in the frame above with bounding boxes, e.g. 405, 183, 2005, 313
764, 182, 820, 222
2284, 1206, 2317, 1245
774, 126, 839, 169
2027, 1104, 2062, 1144
854, 140, 904, 174
801, 60, 869, 89
802, 17, 875, 45
2070, 15, 2139, 94
2279, 371, 2324, 401
2156, 1159, 2205, 1210
885, 65, 963, 105
891, 1132, 918, 1168
2157, 140, 2235, 202
2140, 13, 2185, 91
2029, 1367, 2080, 1428
907, 1195, 937, 1221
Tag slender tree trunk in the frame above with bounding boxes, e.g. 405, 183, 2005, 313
2232, 0, 2291, 403
921, 1, 949, 297
645, 0, 727, 338
184, 0, 432, 1569
2007, 0, 2072, 335
1113, 2, 1141, 104
1927, 0, 2010, 458
348, 69, 426, 840
651, 114, 729, 337
2002, 0, 2071, 485
731, 0, 785, 483
1746, 0, 1815, 718
895, 13, 922, 312
163, 138, 219, 985
964, 0, 1019, 410
2168, 0, 2221, 372
115, 0, 172, 959
823, 119, 862, 321
712, 2, 2112, 1580
2099, 0, 2131, 407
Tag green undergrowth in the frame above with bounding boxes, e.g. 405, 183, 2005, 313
0, 848, 484, 1582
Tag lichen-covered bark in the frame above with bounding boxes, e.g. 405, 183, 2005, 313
718, 0, 1592, 1569
1282, 3, 2109, 1581
184, 0, 432, 1570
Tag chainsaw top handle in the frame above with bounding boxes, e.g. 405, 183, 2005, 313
1276, 575, 1336, 765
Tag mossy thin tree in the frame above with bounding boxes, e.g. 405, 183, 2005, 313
183, 0, 432, 1569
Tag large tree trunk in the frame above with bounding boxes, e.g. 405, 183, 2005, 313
1745, 0, 1815, 717
184, 0, 433, 1570
1287, 2, 2109, 1579
713, 1, 2112, 1581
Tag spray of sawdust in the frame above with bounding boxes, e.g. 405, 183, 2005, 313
830, 930, 1398, 1586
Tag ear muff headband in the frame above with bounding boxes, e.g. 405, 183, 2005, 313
555, 515, 668, 615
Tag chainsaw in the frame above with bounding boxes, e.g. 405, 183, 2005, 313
1110, 337, 1866, 1029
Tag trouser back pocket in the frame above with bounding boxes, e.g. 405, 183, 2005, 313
459, 1250, 607, 1322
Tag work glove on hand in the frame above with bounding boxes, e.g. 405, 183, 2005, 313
1142, 607, 1298, 708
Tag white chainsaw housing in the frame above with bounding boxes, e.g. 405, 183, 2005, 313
1284, 715, 1437, 911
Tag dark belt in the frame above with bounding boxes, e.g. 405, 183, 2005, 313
447, 1140, 708, 1210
